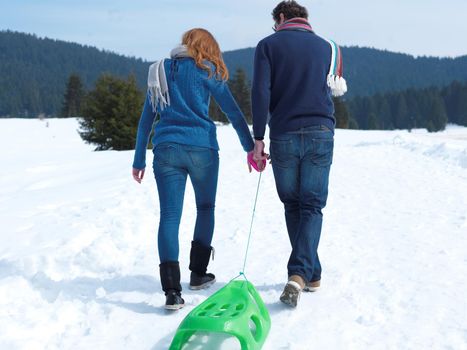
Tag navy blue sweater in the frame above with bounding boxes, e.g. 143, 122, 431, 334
252, 30, 335, 139
133, 58, 254, 170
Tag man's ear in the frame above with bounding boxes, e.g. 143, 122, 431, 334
279, 13, 285, 24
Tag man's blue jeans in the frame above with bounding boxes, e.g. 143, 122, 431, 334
270, 125, 334, 283
152, 142, 219, 263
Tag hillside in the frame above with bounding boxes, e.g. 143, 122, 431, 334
1, 31, 467, 117
0, 31, 149, 117
223, 46, 467, 97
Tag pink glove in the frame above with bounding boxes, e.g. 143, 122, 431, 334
248, 151, 267, 172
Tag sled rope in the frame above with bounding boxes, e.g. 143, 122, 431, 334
240, 172, 263, 278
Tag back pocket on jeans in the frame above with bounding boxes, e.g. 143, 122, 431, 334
270, 138, 294, 168
310, 138, 334, 166
153, 143, 176, 166
188, 148, 213, 168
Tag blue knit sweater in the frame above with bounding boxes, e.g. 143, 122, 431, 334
252, 30, 336, 139
133, 58, 254, 170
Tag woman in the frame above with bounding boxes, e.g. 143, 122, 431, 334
132, 28, 254, 310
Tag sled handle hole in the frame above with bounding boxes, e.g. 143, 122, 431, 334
220, 304, 230, 310
204, 303, 216, 310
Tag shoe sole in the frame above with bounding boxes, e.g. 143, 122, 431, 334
303, 285, 320, 292
280, 281, 301, 307
165, 304, 185, 311
188, 278, 216, 290
280, 296, 297, 307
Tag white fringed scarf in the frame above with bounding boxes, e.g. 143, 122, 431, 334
147, 45, 191, 112
275, 17, 348, 97
324, 38, 348, 97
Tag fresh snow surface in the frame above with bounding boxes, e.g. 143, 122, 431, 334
1, 118, 466, 350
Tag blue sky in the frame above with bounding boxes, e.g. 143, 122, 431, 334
1, 0, 465, 60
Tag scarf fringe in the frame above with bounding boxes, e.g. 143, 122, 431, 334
327, 75, 347, 97
148, 85, 171, 112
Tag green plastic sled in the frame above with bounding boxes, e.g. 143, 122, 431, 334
169, 279, 271, 350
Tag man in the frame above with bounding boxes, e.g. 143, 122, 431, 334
251, 0, 346, 307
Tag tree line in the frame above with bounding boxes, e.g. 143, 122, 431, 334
63, 69, 467, 151
223, 46, 467, 98
3, 31, 467, 118
346, 80, 467, 132
65, 68, 257, 150
0, 30, 147, 118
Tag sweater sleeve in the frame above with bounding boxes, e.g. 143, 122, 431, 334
251, 40, 271, 140
208, 78, 254, 152
132, 93, 157, 169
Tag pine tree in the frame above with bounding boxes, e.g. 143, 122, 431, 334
333, 97, 350, 128
457, 85, 467, 126
228, 68, 252, 123
60, 73, 85, 118
442, 81, 467, 127
378, 97, 391, 129
361, 98, 377, 129
394, 94, 408, 129
209, 98, 228, 123
348, 118, 359, 129
427, 94, 448, 132
367, 113, 379, 130
405, 88, 420, 129
79, 74, 144, 150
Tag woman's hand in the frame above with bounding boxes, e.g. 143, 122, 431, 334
247, 151, 254, 173
247, 141, 269, 173
132, 167, 145, 183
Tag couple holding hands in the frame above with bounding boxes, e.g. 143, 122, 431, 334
132, 0, 346, 309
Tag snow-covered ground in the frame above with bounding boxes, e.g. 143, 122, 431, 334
1, 118, 466, 350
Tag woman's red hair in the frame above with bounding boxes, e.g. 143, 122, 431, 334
182, 28, 229, 81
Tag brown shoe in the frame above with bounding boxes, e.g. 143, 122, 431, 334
289, 275, 305, 289
303, 280, 321, 292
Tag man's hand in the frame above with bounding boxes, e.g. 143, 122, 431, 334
253, 140, 269, 172
132, 168, 145, 183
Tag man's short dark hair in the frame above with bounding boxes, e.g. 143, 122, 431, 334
272, 0, 308, 22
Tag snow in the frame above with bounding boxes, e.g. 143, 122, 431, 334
1, 118, 466, 349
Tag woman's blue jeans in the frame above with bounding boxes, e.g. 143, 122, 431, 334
270, 125, 334, 283
152, 142, 219, 263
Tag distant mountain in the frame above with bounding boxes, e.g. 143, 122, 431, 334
340, 47, 467, 97
223, 48, 256, 82
0, 31, 149, 117
223, 46, 467, 98
1, 30, 467, 117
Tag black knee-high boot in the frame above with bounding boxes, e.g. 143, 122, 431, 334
160, 261, 185, 310
189, 241, 216, 290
